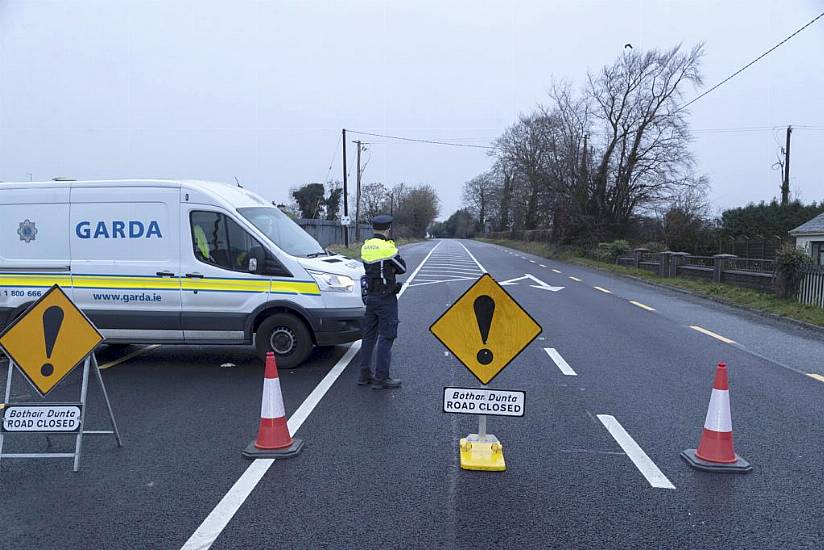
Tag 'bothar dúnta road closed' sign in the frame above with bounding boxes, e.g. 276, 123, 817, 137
429, 273, 542, 385
3, 405, 81, 432
443, 387, 525, 417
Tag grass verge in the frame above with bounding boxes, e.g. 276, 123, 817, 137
477, 238, 824, 329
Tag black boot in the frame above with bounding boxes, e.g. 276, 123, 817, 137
371, 377, 402, 390
357, 369, 374, 386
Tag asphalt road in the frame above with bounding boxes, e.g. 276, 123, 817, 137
2, 239, 823, 549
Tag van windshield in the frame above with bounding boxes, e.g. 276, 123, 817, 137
238, 207, 325, 257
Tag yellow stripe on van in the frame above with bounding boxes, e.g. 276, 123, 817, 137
181, 277, 270, 293
72, 276, 180, 291
0, 274, 73, 287
0, 274, 321, 296
271, 280, 321, 295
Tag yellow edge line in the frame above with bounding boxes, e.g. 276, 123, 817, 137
807, 373, 824, 383
99, 344, 161, 370
630, 300, 656, 312
689, 325, 736, 345
594, 286, 612, 294
569, 276, 581, 282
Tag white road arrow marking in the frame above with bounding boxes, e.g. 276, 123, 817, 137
498, 273, 564, 292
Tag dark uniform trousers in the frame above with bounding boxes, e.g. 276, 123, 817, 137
359, 292, 399, 381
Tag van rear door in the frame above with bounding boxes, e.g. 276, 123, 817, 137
69, 185, 183, 341
0, 185, 72, 316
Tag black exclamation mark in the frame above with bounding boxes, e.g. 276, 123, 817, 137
473, 295, 495, 365
41, 305, 64, 377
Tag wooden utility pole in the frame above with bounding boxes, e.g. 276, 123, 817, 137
781, 125, 792, 206
341, 128, 349, 246
354, 140, 363, 241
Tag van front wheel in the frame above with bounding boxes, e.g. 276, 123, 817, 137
255, 313, 312, 369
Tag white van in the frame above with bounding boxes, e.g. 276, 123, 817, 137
0, 179, 365, 368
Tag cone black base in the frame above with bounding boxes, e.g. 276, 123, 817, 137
242, 438, 304, 460
680, 449, 751, 473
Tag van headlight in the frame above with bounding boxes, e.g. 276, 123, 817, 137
307, 270, 355, 293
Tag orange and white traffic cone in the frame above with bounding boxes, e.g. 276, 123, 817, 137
681, 362, 751, 473
242, 352, 304, 459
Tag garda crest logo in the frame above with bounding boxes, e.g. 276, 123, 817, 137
17, 220, 37, 243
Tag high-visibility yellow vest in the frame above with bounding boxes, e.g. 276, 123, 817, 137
361, 238, 399, 263
193, 225, 211, 260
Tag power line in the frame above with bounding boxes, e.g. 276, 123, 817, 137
678, 10, 824, 112
324, 133, 342, 183
688, 124, 824, 134
348, 130, 495, 149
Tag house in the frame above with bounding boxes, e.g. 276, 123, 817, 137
791, 212, 824, 266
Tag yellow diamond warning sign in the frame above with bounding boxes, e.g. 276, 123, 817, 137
429, 273, 542, 385
0, 285, 103, 396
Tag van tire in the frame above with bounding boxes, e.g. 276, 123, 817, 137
255, 313, 312, 369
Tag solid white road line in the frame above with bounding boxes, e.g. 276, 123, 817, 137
544, 348, 576, 376
568, 276, 582, 282
593, 286, 612, 294
457, 241, 487, 273
689, 325, 736, 345
99, 344, 161, 370
183, 240, 445, 549
596, 415, 675, 490
181, 343, 362, 550
630, 300, 656, 312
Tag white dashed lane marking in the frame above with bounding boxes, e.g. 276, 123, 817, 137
597, 415, 675, 490
689, 325, 736, 344
544, 348, 576, 376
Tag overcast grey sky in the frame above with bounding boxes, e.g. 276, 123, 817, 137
1, 1, 822, 220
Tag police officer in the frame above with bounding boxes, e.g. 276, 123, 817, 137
358, 214, 406, 389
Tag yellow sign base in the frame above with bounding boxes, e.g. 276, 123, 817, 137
459, 436, 506, 471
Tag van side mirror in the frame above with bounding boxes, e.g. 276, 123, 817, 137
249, 246, 266, 274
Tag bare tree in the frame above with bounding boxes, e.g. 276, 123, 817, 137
587, 44, 704, 238
360, 182, 387, 221
493, 114, 557, 230
394, 184, 440, 238
462, 172, 500, 231
465, 43, 705, 245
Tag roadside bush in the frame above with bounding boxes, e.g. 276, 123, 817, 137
594, 240, 631, 262
774, 245, 813, 299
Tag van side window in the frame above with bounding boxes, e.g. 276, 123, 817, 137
190, 211, 262, 272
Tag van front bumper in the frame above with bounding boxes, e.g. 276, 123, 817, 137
307, 307, 364, 346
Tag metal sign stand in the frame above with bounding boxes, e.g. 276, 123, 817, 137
459, 384, 505, 471
0, 352, 122, 472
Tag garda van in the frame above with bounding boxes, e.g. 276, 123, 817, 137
0, 179, 365, 368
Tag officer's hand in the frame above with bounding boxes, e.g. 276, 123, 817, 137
394, 282, 403, 294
